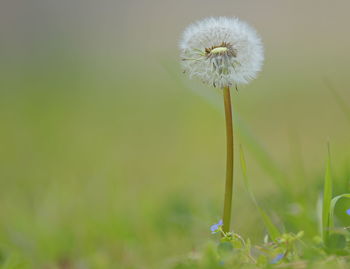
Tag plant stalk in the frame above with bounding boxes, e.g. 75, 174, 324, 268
222, 86, 234, 233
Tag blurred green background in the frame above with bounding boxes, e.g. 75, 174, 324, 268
1, 0, 350, 268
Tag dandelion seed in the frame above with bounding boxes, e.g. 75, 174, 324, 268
346, 208, 350, 216
180, 17, 264, 88
270, 253, 284, 264
210, 220, 223, 234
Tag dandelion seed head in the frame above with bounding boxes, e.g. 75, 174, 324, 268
180, 17, 264, 88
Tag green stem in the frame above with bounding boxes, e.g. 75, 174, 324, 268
222, 86, 234, 233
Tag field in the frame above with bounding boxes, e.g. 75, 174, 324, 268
1, 1, 350, 268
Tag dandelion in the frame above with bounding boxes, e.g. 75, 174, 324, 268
180, 17, 264, 233
180, 17, 264, 88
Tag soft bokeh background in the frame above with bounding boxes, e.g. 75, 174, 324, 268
1, 0, 350, 268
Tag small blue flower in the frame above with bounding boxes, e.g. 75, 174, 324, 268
210, 220, 223, 234
346, 208, 350, 216
270, 253, 284, 264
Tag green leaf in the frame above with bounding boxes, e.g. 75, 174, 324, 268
328, 233, 346, 250
258, 210, 281, 241
239, 145, 281, 241
329, 193, 350, 228
322, 145, 333, 245
217, 241, 234, 255
239, 144, 249, 191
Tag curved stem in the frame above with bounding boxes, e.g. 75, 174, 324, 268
222, 86, 234, 233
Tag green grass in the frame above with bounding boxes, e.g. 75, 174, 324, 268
0, 56, 350, 268
322, 145, 333, 245
239, 145, 280, 241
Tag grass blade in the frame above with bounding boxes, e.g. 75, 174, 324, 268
322, 145, 333, 245
240, 145, 281, 241
324, 78, 350, 124
329, 194, 350, 228
236, 117, 291, 195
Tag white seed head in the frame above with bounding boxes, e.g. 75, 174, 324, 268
180, 17, 264, 88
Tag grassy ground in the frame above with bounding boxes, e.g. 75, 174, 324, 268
0, 54, 350, 268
